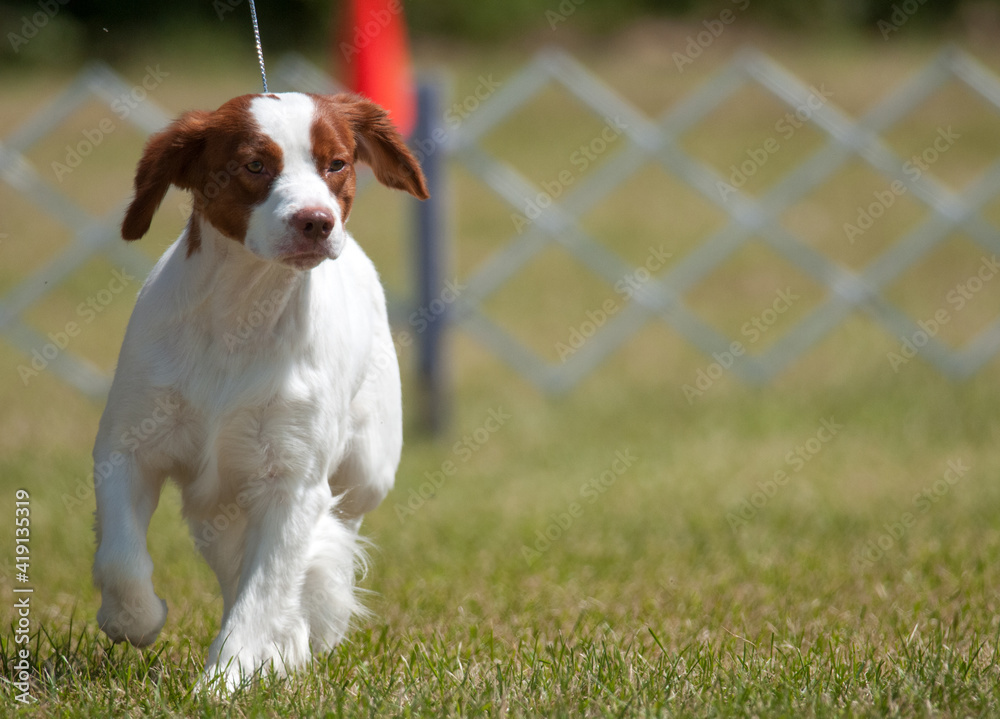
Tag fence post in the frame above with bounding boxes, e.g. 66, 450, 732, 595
413, 77, 448, 434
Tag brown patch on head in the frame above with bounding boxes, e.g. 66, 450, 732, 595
309, 101, 358, 222
311, 93, 429, 203
189, 96, 284, 245
121, 94, 283, 253
123, 92, 428, 256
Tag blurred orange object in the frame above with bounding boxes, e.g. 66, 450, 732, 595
334, 0, 416, 137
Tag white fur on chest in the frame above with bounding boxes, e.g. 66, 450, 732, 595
99, 226, 377, 511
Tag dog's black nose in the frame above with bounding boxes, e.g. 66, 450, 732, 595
292, 207, 334, 242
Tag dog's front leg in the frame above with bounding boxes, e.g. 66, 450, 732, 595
203, 479, 328, 690
93, 451, 168, 647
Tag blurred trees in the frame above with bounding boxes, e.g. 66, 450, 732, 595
0, 0, 982, 66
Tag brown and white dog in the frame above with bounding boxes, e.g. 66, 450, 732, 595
92, 92, 427, 689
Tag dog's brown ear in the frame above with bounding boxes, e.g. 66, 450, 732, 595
329, 93, 429, 200
122, 110, 210, 241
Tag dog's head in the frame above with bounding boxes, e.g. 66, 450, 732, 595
122, 92, 429, 269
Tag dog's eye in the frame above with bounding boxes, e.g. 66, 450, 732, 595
328, 160, 346, 173
246, 160, 264, 174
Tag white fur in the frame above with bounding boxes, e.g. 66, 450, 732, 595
92, 93, 402, 691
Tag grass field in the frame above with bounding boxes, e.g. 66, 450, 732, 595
3, 23, 1000, 717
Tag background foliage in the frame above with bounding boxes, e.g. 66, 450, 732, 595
0, 0, 984, 67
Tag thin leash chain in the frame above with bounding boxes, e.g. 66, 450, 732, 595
248, 0, 268, 92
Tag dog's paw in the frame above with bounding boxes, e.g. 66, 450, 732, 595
202, 621, 310, 692
97, 583, 168, 648
199, 649, 278, 695
196, 661, 255, 695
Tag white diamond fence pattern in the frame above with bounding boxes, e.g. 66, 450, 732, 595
2, 47, 1000, 404
0, 63, 171, 397
443, 46, 1000, 393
